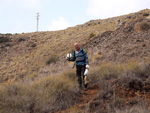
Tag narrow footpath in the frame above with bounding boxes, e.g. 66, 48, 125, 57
57, 84, 99, 113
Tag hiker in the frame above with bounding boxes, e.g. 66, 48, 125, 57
67, 43, 89, 89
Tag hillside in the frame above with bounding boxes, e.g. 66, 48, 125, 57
84, 10, 150, 63
0, 9, 150, 82
0, 14, 117, 82
0, 9, 150, 113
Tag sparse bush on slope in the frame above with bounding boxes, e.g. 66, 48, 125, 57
88, 32, 95, 40
1, 58, 150, 113
0, 69, 80, 113
86, 60, 150, 113
0, 83, 35, 113
89, 62, 124, 83
0, 36, 10, 43
134, 20, 150, 32
45, 54, 59, 65
33, 73, 79, 113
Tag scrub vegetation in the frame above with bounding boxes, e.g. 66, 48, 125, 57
0, 9, 150, 113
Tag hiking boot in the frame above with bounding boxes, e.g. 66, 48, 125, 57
84, 84, 88, 89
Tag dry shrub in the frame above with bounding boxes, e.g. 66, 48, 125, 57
128, 99, 138, 106
0, 82, 35, 113
134, 20, 150, 32
27, 42, 36, 47
61, 69, 76, 81
0, 36, 10, 43
123, 61, 140, 74
89, 60, 150, 84
92, 53, 102, 62
88, 32, 95, 40
109, 97, 126, 110
87, 100, 106, 113
28, 72, 38, 79
115, 105, 150, 113
33, 74, 79, 113
98, 88, 114, 100
122, 61, 150, 81
45, 54, 59, 65
89, 63, 123, 83
0, 70, 80, 113
143, 13, 149, 17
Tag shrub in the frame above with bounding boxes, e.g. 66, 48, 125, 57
18, 38, 25, 42
88, 33, 95, 40
28, 72, 38, 80
88, 100, 105, 113
0, 71, 80, 113
114, 105, 150, 113
27, 42, 36, 47
143, 13, 149, 16
123, 61, 141, 75
89, 63, 122, 83
5, 33, 12, 36
0, 36, 9, 43
45, 54, 59, 65
61, 69, 76, 81
98, 88, 114, 100
109, 97, 126, 110
0, 82, 35, 113
134, 20, 150, 32
32, 74, 79, 113
92, 53, 102, 62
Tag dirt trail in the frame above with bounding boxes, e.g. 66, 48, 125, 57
57, 84, 99, 113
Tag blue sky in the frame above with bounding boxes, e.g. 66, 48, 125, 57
0, 0, 150, 34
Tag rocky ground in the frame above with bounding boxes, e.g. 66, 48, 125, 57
84, 12, 150, 63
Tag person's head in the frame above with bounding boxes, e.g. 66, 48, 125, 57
74, 43, 80, 51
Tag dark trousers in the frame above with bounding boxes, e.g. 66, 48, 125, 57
76, 65, 86, 88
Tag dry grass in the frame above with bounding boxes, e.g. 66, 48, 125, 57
89, 62, 123, 83
0, 82, 34, 113
115, 105, 150, 113
0, 69, 80, 113
89, 59, 150, 83
1, 58, 150, 112
88, 32, 96, 40
92, 53, 102, 62
45, 54, 59, 65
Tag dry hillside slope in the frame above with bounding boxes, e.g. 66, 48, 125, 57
0, 9, 150, 113
84, 12, 150, 63
0, 14, 118, 82
0, 9, 150, 82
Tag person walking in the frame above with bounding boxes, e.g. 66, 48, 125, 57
67, 43, 89, 89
